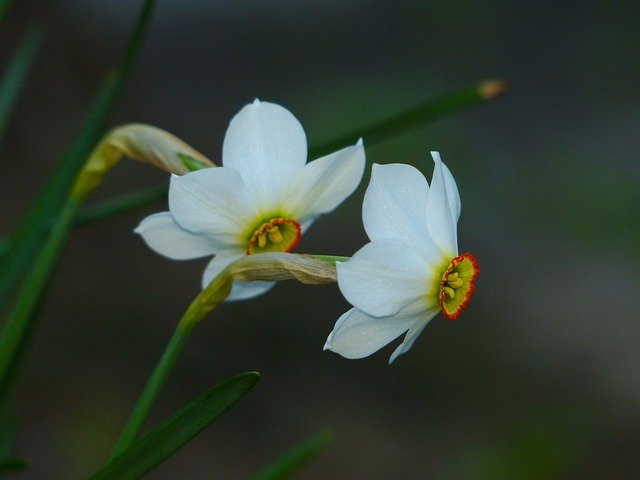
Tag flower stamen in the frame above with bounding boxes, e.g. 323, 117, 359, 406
247, 217, 301, 255
439, 252, 479, 320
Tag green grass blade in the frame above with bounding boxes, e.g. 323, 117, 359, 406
0, 198, 79, 413
0, 0, 158, 416
108, 322, 193, 460
0, 185, 167, 257
53, 80, 508, 225
0, 0, 156, 311
251, 430, 332, 480
0, 24, 44, 144
90, 372, 261, 480
74, 184, 168, 227
310, 80, 508, 158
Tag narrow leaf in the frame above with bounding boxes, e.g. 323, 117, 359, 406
0, 0, 156, 312
53, 80, 508, 224
0, 0, 158, 417
0, 23, 44, 144
252, 430, 332, 480
310, 80, 509, 158
74, 184, 168, 228
90, 372, 260, 480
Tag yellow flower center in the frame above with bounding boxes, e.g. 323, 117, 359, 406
438, 252, 479, 320
246, 217, 301, 255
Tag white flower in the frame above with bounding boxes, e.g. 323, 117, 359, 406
135, 100, 365, 300
324, 153, 479, 363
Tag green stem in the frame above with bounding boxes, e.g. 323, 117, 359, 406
0, 185, 167, 258
0, 199, 80, 415
0, 0, 158, 421
32, 80, 507, 227
109, 275, 231, 458
74, 184, 168, 227
309, 80, 508, 158
311, 255, 350, 265
0, 24, 44, 145
108, 318, 196, 459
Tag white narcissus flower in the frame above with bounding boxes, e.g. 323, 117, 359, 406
135, 100, 365, 300
324, 153, 479, 363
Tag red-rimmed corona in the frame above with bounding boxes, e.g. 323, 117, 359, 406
136, 100, 365, 301
325, 153, 479, 363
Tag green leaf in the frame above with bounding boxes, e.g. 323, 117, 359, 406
50, 80, 508, 225
0, 0, 156, 313
0, 0, 158, 418
251, 430, 332, 480
90, 372, 260, 480
74, 184, 168, 228
0, 23, 44, 145
308, 80, 508, 158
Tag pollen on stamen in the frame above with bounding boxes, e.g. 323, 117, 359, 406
246, 217, 301, 255
439, 252, 479, 320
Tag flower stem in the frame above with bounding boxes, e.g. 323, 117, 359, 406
311, 255, 350, 265
309, 80, 509, 158
108, 319, 195, 460
108, 284, 220, 459
0, 198, 80, 417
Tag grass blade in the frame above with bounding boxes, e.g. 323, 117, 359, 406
74, 184, 168, 227
52, 80, 508, 225
90, 372, 260, 480
0, 0, 158, 417
310, 79, 508, 158
251, 430, 332, 480
0, 23, 44, 144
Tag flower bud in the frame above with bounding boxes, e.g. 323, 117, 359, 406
71, 124, 215, 200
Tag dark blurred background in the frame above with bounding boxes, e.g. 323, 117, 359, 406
1, 1, 639, 478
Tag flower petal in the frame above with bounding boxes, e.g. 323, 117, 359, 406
134, 212, 217, 259
201, 252, 275, 301
222, 100, 307, 207
284, 139, 365, 220
435, 152, 461, 223
323, 307, 417, 359
362, 163, 442, 262
337, 238, 436, 317
169, 168, 256, 248
426, 152, 459, 256
388, 307, 439, 363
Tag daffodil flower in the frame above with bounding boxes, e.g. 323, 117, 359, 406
324, 153, 479, 363
135, 100, 365, 300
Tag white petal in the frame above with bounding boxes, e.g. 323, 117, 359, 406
362, 163, 442, 262
324, 307, 416, 359
434, 152, 461, 223
336, 238, 435, 317
284, 139, 365, 220
388, 307, 439, 363
426, 152, 459, 256
134, 212, 217, 260
169, 168, 256, 249
222, 100, 307, 206
201, 252, 275, 301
